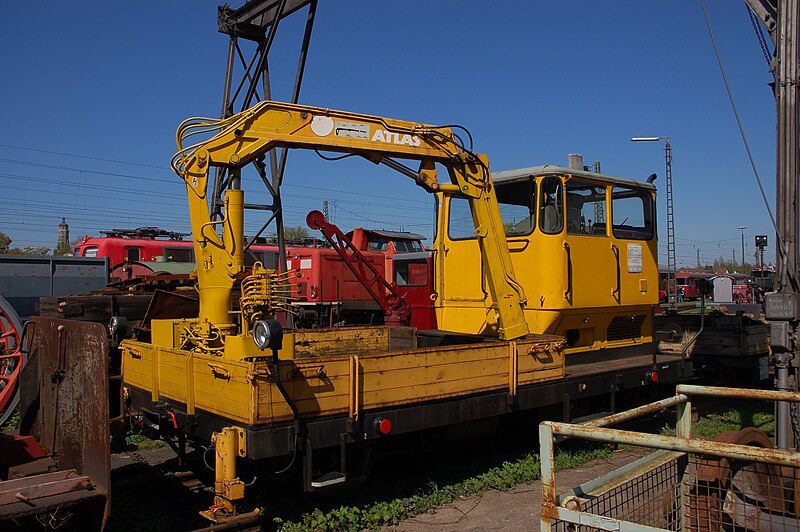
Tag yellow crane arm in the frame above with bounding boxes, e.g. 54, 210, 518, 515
171, 100, 528, 340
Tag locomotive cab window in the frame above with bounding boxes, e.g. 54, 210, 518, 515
125, 247, 141, 262
611, 187, 654, 240
495, 178, 536, 236
394, 257, 429, 286
392, 239, 424, 253
82, 246, 98, 258
367, 236, 389, 251
244, 251, 269, 268
163, 246, 193, 262
565, 180, 606, 236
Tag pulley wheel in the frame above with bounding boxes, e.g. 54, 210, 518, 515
0, 295, 25, 427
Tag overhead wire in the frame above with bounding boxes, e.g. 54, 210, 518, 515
0, 145, 436, 205
1, 112, 441, 244
0, 144, 167, 170
0, 157, 173, 184
698, 0, 797, 290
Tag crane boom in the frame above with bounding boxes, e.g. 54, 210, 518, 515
171, 100, 529, 341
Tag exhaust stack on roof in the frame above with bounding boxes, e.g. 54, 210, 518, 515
567, 153, 584, 171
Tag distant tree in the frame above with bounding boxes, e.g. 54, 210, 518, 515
267, 226, 311, 244
4, 246, 51, 256
22, 246, 51, 256
0, 231, 11, 252
284, 226, 310, 243
712, 256, 752, 275
54, 242, 72, 256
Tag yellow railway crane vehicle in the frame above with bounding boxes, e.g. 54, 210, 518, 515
120, 101, 682, 519
170, 99, 529, 347
439, 165, 658, 359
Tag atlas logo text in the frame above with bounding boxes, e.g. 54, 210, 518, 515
371, 130, 421, 146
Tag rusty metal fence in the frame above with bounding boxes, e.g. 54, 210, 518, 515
540, 385, 800, 531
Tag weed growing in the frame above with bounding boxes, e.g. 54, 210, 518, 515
0, 409, 19, 431
660, 399, 774, 440
125, 432, 168, 451
273, 446, 612, 531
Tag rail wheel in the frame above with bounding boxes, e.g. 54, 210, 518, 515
690, 427, 795, 530
0, 295, 25, 427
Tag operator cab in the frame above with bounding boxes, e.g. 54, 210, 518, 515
439, 164, 658, 356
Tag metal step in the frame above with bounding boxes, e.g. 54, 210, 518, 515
310, 471, 346, 488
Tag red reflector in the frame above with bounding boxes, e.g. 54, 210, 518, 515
377, 418, 392, 435
649, 371, 659, 383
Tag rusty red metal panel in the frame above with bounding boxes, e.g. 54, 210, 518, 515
0, 434, 47, 475
16, 317, 110, 526
0, 470, 92, 505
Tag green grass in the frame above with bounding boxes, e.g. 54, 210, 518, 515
273, 445, 612, 531
0, 409, 20, 431
124, 432, 168, 451
272, 400, 777, 531
660, 400, 774, 440
1, 407, 165, 452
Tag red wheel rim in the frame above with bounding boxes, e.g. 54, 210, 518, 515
0, 296, 24, 427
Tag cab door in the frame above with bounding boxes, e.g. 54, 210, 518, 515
562, 178, 618, 310
435, 195, 493, 334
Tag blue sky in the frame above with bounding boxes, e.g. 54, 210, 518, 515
0, 1, 777, 268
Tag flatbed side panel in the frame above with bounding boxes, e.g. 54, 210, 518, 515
357, 340, 564, 408
122, 335, 564, 426
125, 352, 685, 459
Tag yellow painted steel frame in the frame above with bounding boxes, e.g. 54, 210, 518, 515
434, 173, 658, 352
122, 326, 565, 427
169, 100, 528, 344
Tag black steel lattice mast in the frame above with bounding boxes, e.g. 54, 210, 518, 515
215, 0, 317, 279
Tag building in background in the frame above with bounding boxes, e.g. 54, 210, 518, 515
56, 218, 70, 255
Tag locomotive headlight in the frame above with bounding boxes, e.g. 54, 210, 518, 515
252, 319, 283, 351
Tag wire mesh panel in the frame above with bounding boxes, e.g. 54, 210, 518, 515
551, 454, 800, 531
552, 457, 681, 531
541, 387, 800, 532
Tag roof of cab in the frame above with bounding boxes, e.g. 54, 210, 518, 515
492, 165, 656, 191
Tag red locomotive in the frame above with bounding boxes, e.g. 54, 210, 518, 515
73, 226, 436, 329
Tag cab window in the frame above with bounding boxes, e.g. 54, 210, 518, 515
496, 178, 536, 236
367, 236, 388, 251
447, 196, 476, 240
566, 180, 606, 236
125, 247, 141, 262
82, 246, 99, 258
611, 187, 654, 240
244, 251, 263, 268
539, 176, 564, 234
163, 246, 193, 262
395, 257, 429, 286
392, 239, 424, 252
